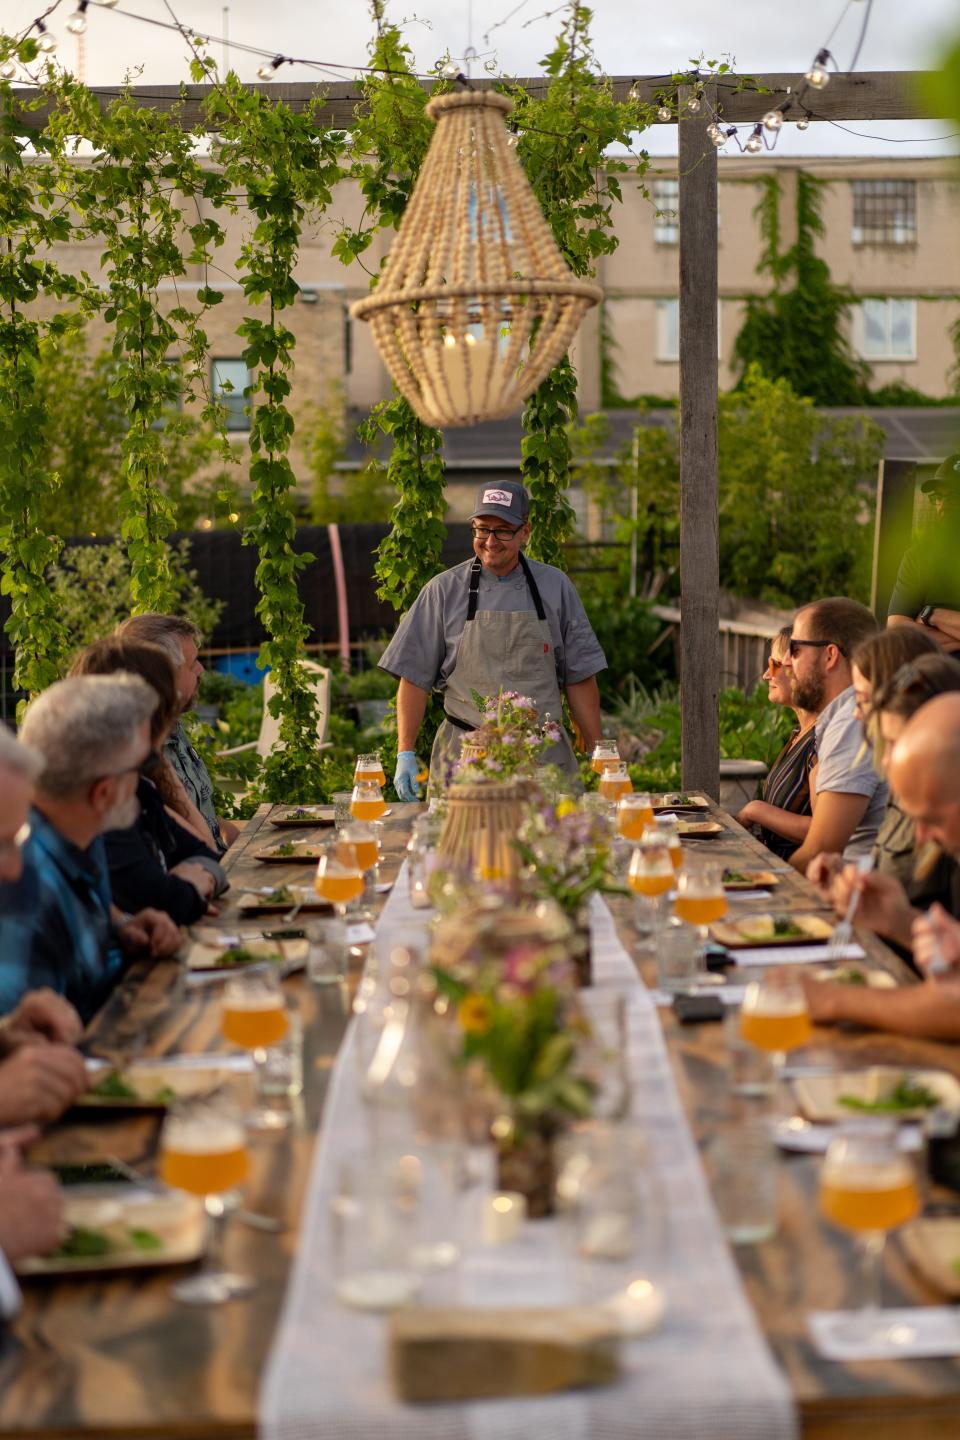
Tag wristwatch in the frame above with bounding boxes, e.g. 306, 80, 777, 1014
918, 605, 936, 627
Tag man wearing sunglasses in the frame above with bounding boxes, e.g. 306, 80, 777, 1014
887, 452, 960, 654
379, 481, 606, 799
784, 597, 888, 876
0, 676, 180, 1022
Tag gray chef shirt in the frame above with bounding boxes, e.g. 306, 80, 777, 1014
378, 557, 607, 693
813, 686, 889, 860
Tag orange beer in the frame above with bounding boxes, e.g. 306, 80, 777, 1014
222, 995, 289, 1050
161, 1125, 249, 1195
674, 893, 727, 925
315, 869, 364, 905
337, 837, 379, 871
354, 753, 387, 786
591, 742, 619, 775
350, 779, 386, 821
739, 1006, 812, 1053
820, 1168, 919, 1232
629, 871, 674, 898
618, 794, 654, 841
599, 767, 633, 804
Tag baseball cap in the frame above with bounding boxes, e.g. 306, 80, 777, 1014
920, 453, 960, 495
469, 482, 530, 526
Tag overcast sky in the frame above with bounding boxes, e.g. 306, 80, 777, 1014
6, 0, 959, 156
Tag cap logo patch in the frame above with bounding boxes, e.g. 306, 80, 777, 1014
482, 488, 513, 506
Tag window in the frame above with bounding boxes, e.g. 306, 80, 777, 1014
855, 299, 917, 361
653, 179, 679, 245
212, 358, 250, 432
654, 298, 722, 362
851, 180, 916, 246
150, 357, 182, 431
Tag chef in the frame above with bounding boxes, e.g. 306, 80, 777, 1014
378, 481, 606, 800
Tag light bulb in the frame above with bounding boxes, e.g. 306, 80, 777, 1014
796, 115, 810, 131
0, 58, 16, 79
506, 133, 518, 147
710, 126, 727, 149
628, 80, 641, 102
745, 129, 763, 155
37, 26, 57, 53
762, 109, 783, 132
656, 105, 672, 122
686, 94, 702, 114
97, 0, 119, 7
256, 55, 283, 81
705, 122, 721, 142
67, 5, 89, 36
805, 50, 831, 89
440, 60, 460, 80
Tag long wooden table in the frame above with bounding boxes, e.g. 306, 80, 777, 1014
1, 800, 959, 1437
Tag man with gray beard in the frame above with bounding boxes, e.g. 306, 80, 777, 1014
0, 675, 180, 1022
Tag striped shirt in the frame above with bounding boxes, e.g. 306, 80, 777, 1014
758, 726, 816, 862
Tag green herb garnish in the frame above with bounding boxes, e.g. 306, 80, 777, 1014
272, 842, 296, 857
723, 869, 750, 884
54, 1226, 114, 1258
213, 945, 281, 969
129, 1228, 163, 1252
834, 967, 868, 986
266, 886, 294, 905
152, 1085, 177, 1104
89, 1070, 138, 1100
772, 916, 806, 938
839, 1076, 941, 1113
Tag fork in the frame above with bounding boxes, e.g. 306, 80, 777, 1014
825, 854, 875, 959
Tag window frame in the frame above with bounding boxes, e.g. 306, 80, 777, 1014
853, 298, 918, 362
211, 357, 251, 433
851, 179, 917, 247
652, 178, 680, 247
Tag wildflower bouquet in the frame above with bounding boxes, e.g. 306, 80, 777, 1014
514, 799, 622, 920
430, 901, 593, 1125
453, 689, 563, 784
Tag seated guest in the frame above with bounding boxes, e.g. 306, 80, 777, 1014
115, 613, 239, 854
0, 1129, 65, 1307
806, 628, 942, 897
736, 627, 815, 861
805, 694, 960, 1038
69, 638, 226, 924
785, 597, 887, 874
0, 676, 180, 1021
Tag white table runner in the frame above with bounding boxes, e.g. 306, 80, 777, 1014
260, 873, 796, 1440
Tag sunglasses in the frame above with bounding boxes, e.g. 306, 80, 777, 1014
787, 638, 847, 659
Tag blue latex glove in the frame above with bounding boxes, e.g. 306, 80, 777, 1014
394, 750, 421, 802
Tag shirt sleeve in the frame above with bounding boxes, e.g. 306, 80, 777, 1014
103, 824, 207, 925
557, 576, 607, 686
815, 712, 881, 799
377, 580, 449, 691
886, 543, 925, 619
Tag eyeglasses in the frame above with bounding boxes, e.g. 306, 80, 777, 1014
471, 523, 521, 543
788, 638, 847, 659
94, 750, 159, 785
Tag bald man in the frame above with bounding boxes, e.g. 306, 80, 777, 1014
805, 694, 960, 1038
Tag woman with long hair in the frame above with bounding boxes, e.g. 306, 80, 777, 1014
735, 627, 816, 861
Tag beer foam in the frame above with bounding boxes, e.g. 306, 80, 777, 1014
223, 991, 285, 1012
163, 1116, 246, 1154
821, 1161, 913, 1190
743, 991, 807, 1017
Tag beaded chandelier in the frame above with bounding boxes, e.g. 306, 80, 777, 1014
350, 89, 602, 428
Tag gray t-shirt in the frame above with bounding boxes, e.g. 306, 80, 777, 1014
378, 556, 606, 693
813, 687, 889, 859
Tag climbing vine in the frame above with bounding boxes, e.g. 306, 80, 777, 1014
206, 73, 345, 800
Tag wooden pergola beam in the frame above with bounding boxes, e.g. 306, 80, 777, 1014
9, 71, 936, 130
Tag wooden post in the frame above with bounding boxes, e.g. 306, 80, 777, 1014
678, 83, 720, 799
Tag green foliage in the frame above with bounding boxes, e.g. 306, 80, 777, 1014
48, 538, 224, 659
31, 331, 237, 536
205, 74, 346, 804
360, 395, 447, 613
733, 173, 870, 405
505, 6, 651, 565
575, 368, 883, 608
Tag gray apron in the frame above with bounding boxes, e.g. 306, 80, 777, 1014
430, 553, 580, 780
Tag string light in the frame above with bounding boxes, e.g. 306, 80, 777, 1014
628, 80, 641, 102
686, 94, 702, 115
255, 54, 285, 81
656, 105, 672, 122
762, 108, 784, 132
66, 2, 90, 37
97, 0, 120, 8
796, 114, 811, 131
34, 19, 57, 53
744, 125, 763, 155
804, 48, 832, 89
0, 58, 17, 79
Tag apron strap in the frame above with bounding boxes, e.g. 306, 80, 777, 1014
443, 711, 475, 732
466, 554, 547, 624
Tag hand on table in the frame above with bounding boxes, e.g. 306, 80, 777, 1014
805, 852, 843, 896
394, 751, 421, 803
171, 861, 217, 899
117, 908, 182, 958
828, 867, 914, 945
0, 1044, 88, 1125
0, 1147, 64, 1262
2, 989, 83, 1047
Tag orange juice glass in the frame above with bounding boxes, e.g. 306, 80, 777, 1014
350, 779, 386, 821
817, 1120, 920, 1346
159, 1103, 255, 1306
222, 971, 292, 1133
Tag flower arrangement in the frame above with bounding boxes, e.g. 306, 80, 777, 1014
430, 900, 593, 1128
452, 689, 563, 784
514, 799, 622, 920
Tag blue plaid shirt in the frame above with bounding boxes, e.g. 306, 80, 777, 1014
0, 808, 126, 1023
165, 721, 225, 854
